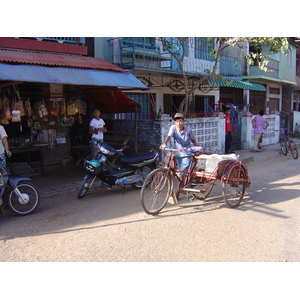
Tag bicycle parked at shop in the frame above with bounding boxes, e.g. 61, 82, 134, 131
140, 147, 251, 215
280, 128, 298, 159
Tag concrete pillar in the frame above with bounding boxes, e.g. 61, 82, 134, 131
241, 112, 253, 150
218, 112, 225, 153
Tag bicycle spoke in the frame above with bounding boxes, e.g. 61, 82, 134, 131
222, 166, 246, 208
141, 169, 172, 215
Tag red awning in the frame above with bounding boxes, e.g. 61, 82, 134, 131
86, 90, 141, 113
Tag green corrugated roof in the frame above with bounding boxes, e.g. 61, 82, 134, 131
208, 78, 266, 91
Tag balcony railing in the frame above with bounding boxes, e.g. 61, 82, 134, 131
108, 38, 228, 76
219, 54, 243, 77
248, 58, 279, 79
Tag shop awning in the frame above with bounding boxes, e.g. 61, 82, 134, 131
86, 89, 141, 113
0, 63, 147, 90
208, 78, 266, 91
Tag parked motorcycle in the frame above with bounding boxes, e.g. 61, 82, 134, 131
0, 155, 39, 216
77, 141, 159, 199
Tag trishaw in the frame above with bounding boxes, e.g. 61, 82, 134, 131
140, 147, 251, 215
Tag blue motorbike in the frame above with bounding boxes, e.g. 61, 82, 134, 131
0, 155, 39, 216
77, 142, 158, 199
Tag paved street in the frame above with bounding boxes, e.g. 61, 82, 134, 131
1, 146, 300, 299
1, 152, 300, 262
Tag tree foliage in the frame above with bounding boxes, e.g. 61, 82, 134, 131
160, 37, 290, 113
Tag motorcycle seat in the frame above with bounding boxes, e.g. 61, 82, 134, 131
121, 151, 156, 164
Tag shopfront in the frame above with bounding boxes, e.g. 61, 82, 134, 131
0, 51, 146, 176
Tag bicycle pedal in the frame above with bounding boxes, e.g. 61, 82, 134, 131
188, 195, 195, 201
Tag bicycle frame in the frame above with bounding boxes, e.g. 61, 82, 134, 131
162, 149, 197, 181
279, 128, 298, 159
140, 147, 251, 215
162, 148, 250, 195
280, 128, 290, 147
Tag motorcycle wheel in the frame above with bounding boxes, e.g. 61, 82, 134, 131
131, 165, 154, 189
77, 175, 96, 199
7, 182, 39, 216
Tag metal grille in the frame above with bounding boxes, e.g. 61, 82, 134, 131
189, 120, 219, 151
231, 117, 241, 150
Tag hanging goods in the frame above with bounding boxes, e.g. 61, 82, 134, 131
38, 101, 48, 118
51, 100, 60, 116
67, 100, 76, 116
11, 110, 21, 122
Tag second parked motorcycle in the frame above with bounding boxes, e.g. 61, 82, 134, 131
0, 155, 39, 216
77, 141, 158, 199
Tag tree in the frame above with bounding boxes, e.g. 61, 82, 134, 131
160, 37, 290, 113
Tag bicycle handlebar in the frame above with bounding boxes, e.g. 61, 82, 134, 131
160, 147, 214, 154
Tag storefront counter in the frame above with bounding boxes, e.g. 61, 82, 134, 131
10, 144, 48, 177
71, 145, 91, 166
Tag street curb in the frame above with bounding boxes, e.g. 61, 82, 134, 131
36, 141, 300, 199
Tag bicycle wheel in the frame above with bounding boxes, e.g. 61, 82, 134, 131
222, 165, 246, 208
289, 140, 298, 159
77, 175, 96, 199
281, 141, 288, 155
7, 182, 39, 216
141, 168, 172, 215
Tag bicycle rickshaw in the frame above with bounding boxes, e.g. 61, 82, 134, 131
140, 147, 251, 215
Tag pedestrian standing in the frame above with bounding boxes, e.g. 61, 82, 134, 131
251, 109, 269, 152
0, 125, 12, 166
160, 113, 198, 173
224, 107, 232, 154
89, 108, 107, 156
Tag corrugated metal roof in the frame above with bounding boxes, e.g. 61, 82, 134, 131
0, 63, 148, 89
208, 78, 266, 91
0, 49, 125, 72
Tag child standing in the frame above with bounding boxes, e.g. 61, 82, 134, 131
224, 107, 232, 154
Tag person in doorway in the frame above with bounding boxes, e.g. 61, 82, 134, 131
0, 125, 12, 166
224, 107, 233, 154
160, 113, 198, 173
89, 108, 107, 156
251, 109, 269, 152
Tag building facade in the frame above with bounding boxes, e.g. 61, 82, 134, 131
89, 37, 297, 152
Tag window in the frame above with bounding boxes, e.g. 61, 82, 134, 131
125, 93, 152, 119
183, 38, 189, 57
123, 37, 157, 50
269, 98, 279, 113
163, 94, 185, 115
269, 87, 280, 94
165, 38, 189, 57
286, 50, 292, 68
194, 37, 213, 60
296, 53, 300, 77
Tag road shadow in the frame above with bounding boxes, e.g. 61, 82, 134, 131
1, 157, 300, 240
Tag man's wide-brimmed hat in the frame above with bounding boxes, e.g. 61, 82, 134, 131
173, 113, 184, 120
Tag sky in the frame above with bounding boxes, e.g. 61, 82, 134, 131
2, 1, 298, 38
